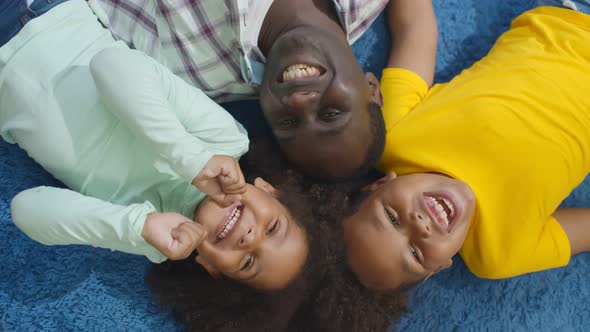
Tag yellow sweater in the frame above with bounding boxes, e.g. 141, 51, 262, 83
378, 7, 590, 278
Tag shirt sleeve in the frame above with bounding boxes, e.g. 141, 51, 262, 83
10, 186, 167, 263
89, 47, 249, 183
460, 215, 571, 279
380, 68, 429, 131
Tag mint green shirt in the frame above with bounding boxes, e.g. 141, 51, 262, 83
0, 0, 249, 263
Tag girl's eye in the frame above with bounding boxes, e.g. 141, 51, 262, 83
278, 117, 297, 128
410, 244, 420, 262
241, 255, 254, 271
267, 219, 280, 235
385, 209, 399, 225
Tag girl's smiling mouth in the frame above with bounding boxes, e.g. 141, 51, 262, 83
215, 205, 243, 243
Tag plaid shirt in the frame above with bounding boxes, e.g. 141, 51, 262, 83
88, 0, 389, 102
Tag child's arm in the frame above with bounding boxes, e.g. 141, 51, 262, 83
11, 186, 205, 262
387, 0, 437, 87
553, 208, 590, 255
89, 47, 249, 186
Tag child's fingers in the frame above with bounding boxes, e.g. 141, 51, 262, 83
197, 164, 222, 181
223, 194, 242, 205
211, 193, 242, 207
221, 180, 246, 194
220, 168, 246, 194
169, 221, 207, 260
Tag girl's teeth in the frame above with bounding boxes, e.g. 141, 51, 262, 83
217, 207, 241, 240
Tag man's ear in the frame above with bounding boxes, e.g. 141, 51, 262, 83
361, 172, 397, 193
422, 259, 453, 283
366, 72, 383, 107
195, 255, 221, 278
253, 177, 277, 197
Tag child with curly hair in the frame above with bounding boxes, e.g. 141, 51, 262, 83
1, 0, 307, 291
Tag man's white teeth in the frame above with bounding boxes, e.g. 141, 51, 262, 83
282, 64, 321, 82
217, 207, 241, 240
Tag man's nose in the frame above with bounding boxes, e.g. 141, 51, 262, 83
282, 91, 320, 111
410, 211, 431, 238
238, 225, 260, 249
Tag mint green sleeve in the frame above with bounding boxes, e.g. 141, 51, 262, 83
89, 47, 249, 183
11, 186, 167, 263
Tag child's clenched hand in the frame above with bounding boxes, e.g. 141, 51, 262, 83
192, 155, 246, 206
142, 212, 207, 260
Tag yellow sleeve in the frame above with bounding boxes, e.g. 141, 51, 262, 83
462, 216, 571, 279
380, 68, 429, 131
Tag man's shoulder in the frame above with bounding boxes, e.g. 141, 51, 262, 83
334, 0, 389, 43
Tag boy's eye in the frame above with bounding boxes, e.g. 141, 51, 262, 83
241, 255, 254, 271
267, 219, 280, 235
385, 209, 399, 225
410, 244, 420, 262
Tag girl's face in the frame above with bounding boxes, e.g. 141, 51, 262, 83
193, 178, 308, 290
343, 172, 476, 290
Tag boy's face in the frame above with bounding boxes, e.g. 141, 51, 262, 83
343, 173, 476, 290
193, 178, 308, 290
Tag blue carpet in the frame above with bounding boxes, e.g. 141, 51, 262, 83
2, 0, 590, 330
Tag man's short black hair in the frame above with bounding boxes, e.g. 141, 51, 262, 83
351, 101, 386, 179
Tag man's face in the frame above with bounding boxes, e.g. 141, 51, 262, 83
343, 173, 476, 290
260, 27, 378, 179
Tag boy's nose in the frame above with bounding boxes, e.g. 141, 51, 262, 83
411, 211, 431, 238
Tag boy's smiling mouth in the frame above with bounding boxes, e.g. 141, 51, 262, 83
424, 193, 456, 232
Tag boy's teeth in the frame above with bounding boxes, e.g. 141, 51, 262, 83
425, 196, 451, 229
441, 198, 455, 219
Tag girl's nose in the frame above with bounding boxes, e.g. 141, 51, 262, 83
239, 226, 259, 249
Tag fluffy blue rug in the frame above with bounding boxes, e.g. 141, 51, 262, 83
2, 0, 590, 330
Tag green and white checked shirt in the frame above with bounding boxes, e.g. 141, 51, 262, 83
88, 0, 389, 102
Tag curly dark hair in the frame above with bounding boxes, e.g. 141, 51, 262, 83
145, 134, 407, 331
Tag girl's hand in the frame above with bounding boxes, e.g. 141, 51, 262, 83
142, 212, 207, 260
192, 155, 246, 206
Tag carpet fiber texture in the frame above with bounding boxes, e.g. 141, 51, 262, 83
2, 0, 590, 331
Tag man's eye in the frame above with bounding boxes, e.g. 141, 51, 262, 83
386, 209, 399, 225
241, 255, 254, 271
319, 110, 341, 122
410, 244, 420, 262
267, 219, 280, 235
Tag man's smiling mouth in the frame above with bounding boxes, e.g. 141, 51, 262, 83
281, 63, 325, 82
